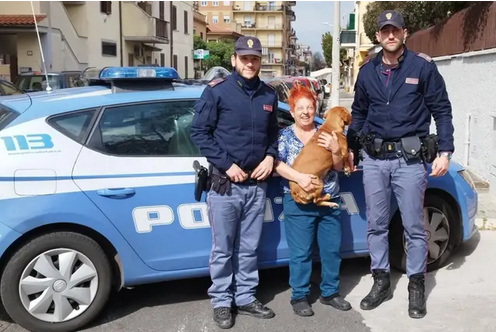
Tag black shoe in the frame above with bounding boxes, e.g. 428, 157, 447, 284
360, 269, 393, 310
237, 299, 275, 319
320, 294, 352, 311
213, 307, 234, 329
408, 273, 427, 319
290, 298, 314, 317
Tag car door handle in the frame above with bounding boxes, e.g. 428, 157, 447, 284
97, 188, 135, 197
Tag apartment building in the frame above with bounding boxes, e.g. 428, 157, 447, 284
0, 1, 194, 81
352, 1, 375, 83
198, 0, 297, 77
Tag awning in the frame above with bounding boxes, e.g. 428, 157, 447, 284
0, 14, 46, 26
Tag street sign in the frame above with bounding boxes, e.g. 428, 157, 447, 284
193, 49, 210, 60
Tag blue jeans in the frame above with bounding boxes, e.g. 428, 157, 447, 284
283, 193, 342, 300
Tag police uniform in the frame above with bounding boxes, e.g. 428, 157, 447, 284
346, 10, 454, 319
190, 36, 278, 328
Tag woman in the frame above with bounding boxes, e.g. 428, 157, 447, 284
275, 83, 351, 317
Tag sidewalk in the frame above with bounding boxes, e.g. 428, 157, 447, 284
475, 191, 496, 230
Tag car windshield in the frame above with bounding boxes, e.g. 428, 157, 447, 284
203, 67, 230, 81
14, 74, 60, 92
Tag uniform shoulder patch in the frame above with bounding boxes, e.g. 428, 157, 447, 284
416, 52, 433, 62
207, 77, 227, 88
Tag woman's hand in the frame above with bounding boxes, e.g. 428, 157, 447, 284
318, 131, 340, 154
296, 173, 319, 192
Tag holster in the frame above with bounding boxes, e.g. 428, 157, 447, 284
420, 134, 439, 163
192, 160, 209, 202
400, 136, 422, 162
348, 132, 365, 166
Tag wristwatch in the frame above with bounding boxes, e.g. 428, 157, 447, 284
439, 151, 453, 160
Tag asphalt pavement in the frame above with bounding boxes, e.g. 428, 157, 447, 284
2, 230, 496, 332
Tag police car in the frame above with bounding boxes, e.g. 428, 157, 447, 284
0, 66, 478, 332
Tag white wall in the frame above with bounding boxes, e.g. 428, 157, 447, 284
172, 1, 194, 78
431, 49, 496, 194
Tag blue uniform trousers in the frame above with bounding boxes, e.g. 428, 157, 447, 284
206, 181, 267, 308
362, 151, 428, 277
283, 193, 342, 300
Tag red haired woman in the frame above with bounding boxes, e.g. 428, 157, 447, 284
274, 84, 351, 316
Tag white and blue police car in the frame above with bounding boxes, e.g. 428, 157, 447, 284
0, 66, 478, 332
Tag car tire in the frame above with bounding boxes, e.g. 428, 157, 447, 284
1, 232, 112, 332
389, 194, 461, 273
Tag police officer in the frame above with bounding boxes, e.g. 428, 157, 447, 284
190, 36, 279, 329
346, 10, 455, 319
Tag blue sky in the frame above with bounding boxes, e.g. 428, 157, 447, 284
292, 1, 355, 55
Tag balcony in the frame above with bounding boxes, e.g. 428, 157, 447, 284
122, 1, 169, 44
286, 1, 296, 5
262, 58, 284, 65
285, 8, 296, 21
62, 1, 85, 5
254, 3, 284, 11
261, 42, 283, 48
340, 29, 356, 48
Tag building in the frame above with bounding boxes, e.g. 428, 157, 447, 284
0, 1, 195, 81
352, 1, 375, 82
193, 1, 207, 41
197, 0, 297, 77
294, 43, 312, 76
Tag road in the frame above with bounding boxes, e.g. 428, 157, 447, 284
324, 88, 355, 113
2, 230, 495, 332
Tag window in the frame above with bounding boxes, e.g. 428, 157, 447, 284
223, 15, 230, 23
212, 15, 218, 23
66, 74, 85, 88
100, 1, 111, 14
200, 1, 207, 5
47, 109, 96, 144
173, 55, 178, 70
184, 10, 188, 34
223, 1, 230, 5
212, 1, 219, 6
0, 107, 19, 131
185, 56, 188, 79
160, 53, 165, 67
244, 15, 251, 25
88, 101, 200, 156
277, 109, 295, 129
102, 41, 117, 56
0, 82, 22, 96
159, 1, 164, 20
172, 5, 177, 30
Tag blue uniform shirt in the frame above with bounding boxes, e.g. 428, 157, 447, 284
347, 46, 455, 153
190, 71, 279, 173
278, 125, 340, 197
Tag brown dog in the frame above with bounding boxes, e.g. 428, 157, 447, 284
289, 106, 352, 207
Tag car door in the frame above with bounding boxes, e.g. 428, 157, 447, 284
72, 99, 213, 272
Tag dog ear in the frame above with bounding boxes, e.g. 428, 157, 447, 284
340, 107, 352, 125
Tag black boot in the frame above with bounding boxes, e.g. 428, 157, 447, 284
213, 307, 234, 329
360, 269, 393, 310
408, 273, 427, 319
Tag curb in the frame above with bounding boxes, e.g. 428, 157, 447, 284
475, 218, 496, 230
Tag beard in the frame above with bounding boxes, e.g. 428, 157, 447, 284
235, 66, 260, 80
381, 40, 403, 53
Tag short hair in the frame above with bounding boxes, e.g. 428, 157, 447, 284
288, 82, 316, 111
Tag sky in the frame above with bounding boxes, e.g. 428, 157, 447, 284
292, 1, 355, 55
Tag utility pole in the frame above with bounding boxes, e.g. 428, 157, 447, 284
331, 1, 341, 108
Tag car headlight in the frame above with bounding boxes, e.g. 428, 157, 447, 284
457, 169, 476, 190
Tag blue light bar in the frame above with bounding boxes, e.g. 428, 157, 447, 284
97, 66, 180, 80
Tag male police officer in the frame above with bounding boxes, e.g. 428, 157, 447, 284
347, 10, 454, 319
190, 36, 279, 329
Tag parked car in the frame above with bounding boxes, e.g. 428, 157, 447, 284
0, 79, 24, 96
13, 71, 85, 92
0, 66, 478, 332
263, 77, 291, 104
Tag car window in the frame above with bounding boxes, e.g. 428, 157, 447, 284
0, 107, 19, 131
276, 109, 295, 129
66, 74, 85, 88
0, 82, 22, 96
14, 75, 60, 92
88, 100, 200, 157
47, 109, 97, 144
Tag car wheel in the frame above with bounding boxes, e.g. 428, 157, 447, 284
1, 232, 112, 332
389, 194, 461, 273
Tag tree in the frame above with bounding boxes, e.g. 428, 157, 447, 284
363, 1, 478, 44
321, 32, 349, 68
311, 52, 326, 71
202, 38, 235, 70
193, 35, 207, 51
